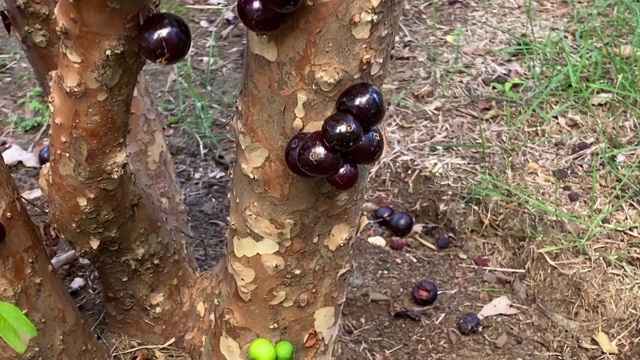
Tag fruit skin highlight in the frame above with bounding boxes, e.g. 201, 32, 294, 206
247, 338, 277, 360
237, 0, 287, 35
372, 205, 394, 226
274, 340, 294, 360
137, 12, 192, 65
38, 145, 50, 166
412, 280, 438, 306
326, 160, 359, 191
284, 132, 313, 178
296, 131, 343, 177
336, 82, 386, 129
388, 212, 414, 237
321, 112, 363, 152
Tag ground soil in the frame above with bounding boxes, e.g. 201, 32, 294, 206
0, 0, 637, 359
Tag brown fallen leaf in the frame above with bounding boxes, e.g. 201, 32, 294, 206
613, 45, 639, 59
483, 108, 506, 120
478, 295, 520, 319
512, 277, 527, 302
590, 93, 613, 105
494, 333, 509, 348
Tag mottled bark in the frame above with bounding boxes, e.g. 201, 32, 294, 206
211, 0, 402, 358
43, 0, 198, 343
5, 0, 58, 95
0, 156, 109, 359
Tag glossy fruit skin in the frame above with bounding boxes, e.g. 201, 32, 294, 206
436, 236, 450, 249
297, 131, 343, 177
284, 132, 313, 177
321, 112, 363, 152
247, 338, 276, 360
266, 0, 302, 13
336, 82, 385, 129
237, 0, 287, 34
412, 280, 438, 306
372, 205, 394, 225
388, 212, 413, 237
458, 312, 481, 335
38, 145, 50, 165
344, 126, 384, 165
138, 12, 191, 65
274, 341, 294, 360
0, 222, 5, 244
325, 160, 359, 191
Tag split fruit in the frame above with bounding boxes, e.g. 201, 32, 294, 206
412, 280, 438, 306
457, 312, 481, 335
138, 12, 192, 65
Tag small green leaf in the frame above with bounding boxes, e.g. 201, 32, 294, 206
0, 302, 37, 355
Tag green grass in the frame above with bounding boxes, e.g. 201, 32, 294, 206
466, 0, 640, 261
8, 87, 49, 132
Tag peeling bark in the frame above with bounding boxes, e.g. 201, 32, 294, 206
5, 0, 59, 95
212, 0, 402, 358
0, 156, 109, 359
42, 0, 198, 343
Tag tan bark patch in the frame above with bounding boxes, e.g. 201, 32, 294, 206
233, 236, 279, 257
313, 306, 336, 342
326, 223, 351, 251
248, 31, 278, 61
261, 253, 285, 275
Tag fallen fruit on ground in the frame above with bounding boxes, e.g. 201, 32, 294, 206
38, 145, 50, 166
336, 82, 386, 129
274, 340, 294, 360
372, 205, 394, 225
137, 12, 192, 65
457, 312, 481, 335
389, 238, 405, 250
412, 280, 438, 306
247, 338, 277, 360
388, 211, 414, 237
436, 236, 450, 249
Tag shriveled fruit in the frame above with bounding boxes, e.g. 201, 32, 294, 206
457, 312, 481, 335
247, 338, 276, 360
344, 126, 384, 165
265, 0, 302, 13
412, 280, 437, 306
336, 82, 386, 129
274, 340, 294, 360
38, 145, 50, 166
237, 0, 287, 34
284, 132, 313, 177
372, 205, 394, 225
321, 112, 363, 152
138, 12, 192, 65
326, 160, 359, 191
297, 131, 343, 177
389, 238, 405, 250
388, 212, 413, 237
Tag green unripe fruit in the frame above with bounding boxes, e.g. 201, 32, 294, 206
247, 338, 276, 360
275, 341, 294, 360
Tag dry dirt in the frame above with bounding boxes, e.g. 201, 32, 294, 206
1, 0, 638, 359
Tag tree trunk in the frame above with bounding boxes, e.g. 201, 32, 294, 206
209, 1, 402, 358
0, 156, 110, 359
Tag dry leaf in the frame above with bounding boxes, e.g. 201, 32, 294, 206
367, 236, 387, 247
21, 188, 42, 200
590, 93, 613, 105
494, 333, 509, 348
592, 331, 618, 354
2, 144, 40, 168
512, 277, 527, 302
68, 277, 86, 292
483, 108, 506, 120
478, 295, 520, 319
613, 45, 639, 59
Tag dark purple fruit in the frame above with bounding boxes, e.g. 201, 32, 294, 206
435, 236, 450, 249
0, 222, 5, 244
344, 127, 384, 165
321, 112, 363, 152
138, 12, 192, 65
285, 132, 314, 177
237, 0, 287, 34
388, 212, 413, 237
38, 145, 50, 166
389, 238, 405, 250
297, 131, 343, 177
457, 312, 481, 335
326, 160, 359, 191
336, 82, 385, 129
412, 280, 438, 306
1, 10, 11, 35
372, 205, 394, 225
265, 0, 303, 13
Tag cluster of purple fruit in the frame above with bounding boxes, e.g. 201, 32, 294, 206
236, 0, 302, 34
373, 205, 414, 237
285, 83, 386, 191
